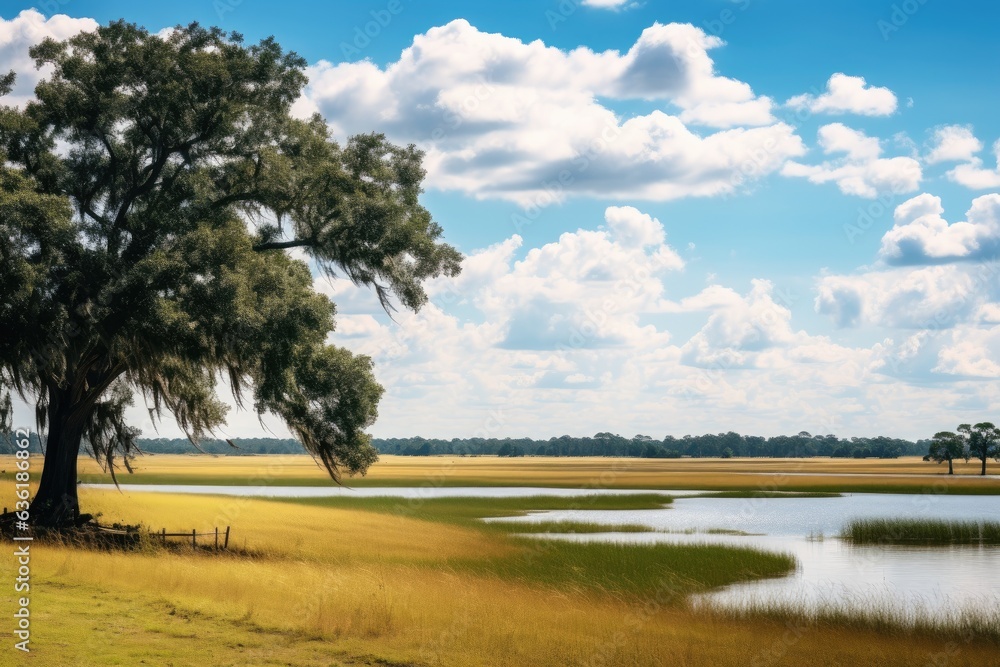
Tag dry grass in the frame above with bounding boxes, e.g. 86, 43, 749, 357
3, 457, 1000, 665
2, 486, 997, 666
10, 453, 992, 494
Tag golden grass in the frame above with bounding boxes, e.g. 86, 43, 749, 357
5, 453, 992, 494
2, 487, 997, 666
77, 489, 508, 565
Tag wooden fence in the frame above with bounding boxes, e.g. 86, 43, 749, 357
157, 526, 231, 550
0, 509, 230, 550
97, 525, 231, 550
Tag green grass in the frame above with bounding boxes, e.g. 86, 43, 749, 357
276, 493, 795, 603
487, 520, 656, 534
843, 518, 1000, 544
279, 493, 674, 526
479, 539, 796, 602
701, 528, 763, 536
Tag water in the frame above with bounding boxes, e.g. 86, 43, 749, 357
493, 493, 1000, 617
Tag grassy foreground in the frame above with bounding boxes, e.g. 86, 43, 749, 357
843, 518, 1000, 545
1, 486, 998, 666
18, 453, 996, 494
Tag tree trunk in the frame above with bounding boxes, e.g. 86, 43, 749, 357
982, 456, 988, 476
30, 386, 87, 528
948, 458, 954, 475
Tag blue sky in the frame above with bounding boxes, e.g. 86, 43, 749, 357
3, 1, 1000, 441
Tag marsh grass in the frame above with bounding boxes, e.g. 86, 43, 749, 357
477, 539, 796, 602
843, 518, 1000, 545
487, 520, 656, 534
277, 494, 795, 603
280, 493, 674, 526
699, 596, 1000, 642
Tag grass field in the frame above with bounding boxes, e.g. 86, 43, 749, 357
3, 455, 1000, 665
5, 453, 996, 494
3, 486, 999, 666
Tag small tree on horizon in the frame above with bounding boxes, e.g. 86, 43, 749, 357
958, 422, 1000, 476
923, 431, 967, 475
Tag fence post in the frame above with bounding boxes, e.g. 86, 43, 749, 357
224, 526, 230, 550
192, 529, 196, 549
162, 528, 166, 546
214, 527, 219, 551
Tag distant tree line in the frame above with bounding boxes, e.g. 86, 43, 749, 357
2, 431, 931, 459
375, 431, 928, 459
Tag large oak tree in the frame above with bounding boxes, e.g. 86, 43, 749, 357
0, 22, 460, 527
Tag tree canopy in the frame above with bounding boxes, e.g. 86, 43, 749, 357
924, 431, 967, 475
958, 422, 1000, 476
0, 21, 460, 526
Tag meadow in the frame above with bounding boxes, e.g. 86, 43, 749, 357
3, 454, 1000, 665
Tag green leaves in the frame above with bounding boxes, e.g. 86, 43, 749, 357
0, 20, 460, 482
926, 431, 966, 464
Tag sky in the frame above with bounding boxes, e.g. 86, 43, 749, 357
2, 0, 1000, 441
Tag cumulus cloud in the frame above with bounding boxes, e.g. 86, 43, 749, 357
317, 208, 896, 439
934, 326, 1000, 377
925, 125, 983, 164
0, 10, 99, 107
816, 193, 1000, 335
786, 73, 897, 116
484, 206, 684, 350
678, 280, 801, 368
299, 20, 802, 204
816, 265, 984, 329
947, 139, 1000, 190
879, 193, 1000, 265
781, 123, 921, 197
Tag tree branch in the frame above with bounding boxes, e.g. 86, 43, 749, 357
252, 238, 313, 252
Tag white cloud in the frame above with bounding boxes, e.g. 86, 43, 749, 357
816, 265, 984, 329
947, 139, 1000, 189
0, 10, 99, 108
925, 125, 983, 164
817, 189, 1000, 329
782, 123, 921, 197
678, 280, 802, 368
678, 96, 776, 129
934, 326, 1000, 378
879, 193, 1000, 265
317, 211, 910, 439
786, 73, 897, 116
299, 20, 802, 204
